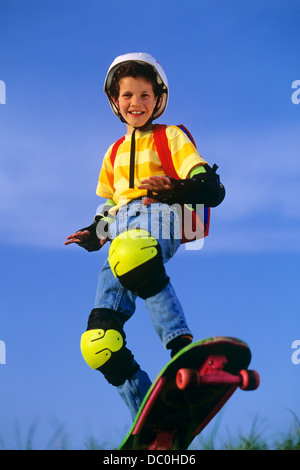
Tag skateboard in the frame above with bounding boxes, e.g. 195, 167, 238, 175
118, 337, 260, 450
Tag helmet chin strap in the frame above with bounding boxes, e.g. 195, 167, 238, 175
116, 97, 161, 189
129, 118, 153, 189
127, 106, 160, 189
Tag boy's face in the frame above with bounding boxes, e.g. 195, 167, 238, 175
113, 76, 159, 133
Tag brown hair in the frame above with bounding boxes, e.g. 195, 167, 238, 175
109, 61, 162, 101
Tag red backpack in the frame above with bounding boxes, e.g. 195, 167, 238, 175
109, 124, 211, 244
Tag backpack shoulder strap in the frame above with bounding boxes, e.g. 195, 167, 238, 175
177, 124, 197, 147
153, 124, 178, 179
110, 125, 195, 173
153, 124, 198, 179
153, 124, 211, 240
110, 135, 126, 167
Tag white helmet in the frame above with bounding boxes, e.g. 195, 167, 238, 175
104, 52, 169, 120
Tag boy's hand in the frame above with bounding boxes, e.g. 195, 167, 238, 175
64, 230, 106, 247
64, 230, 90, 246
138, 176, 174, 204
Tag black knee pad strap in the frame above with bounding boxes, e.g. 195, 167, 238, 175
120, 251, 170, 299
86, 308, 139, 386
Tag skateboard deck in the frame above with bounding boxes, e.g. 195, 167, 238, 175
118, 336, 260, 450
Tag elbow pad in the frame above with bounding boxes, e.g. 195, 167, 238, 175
153, 164, 226, 208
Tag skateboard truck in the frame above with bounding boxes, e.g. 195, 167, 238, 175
176, 355, 260, 391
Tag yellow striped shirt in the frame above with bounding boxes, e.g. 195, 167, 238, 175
96, 125, 207, 211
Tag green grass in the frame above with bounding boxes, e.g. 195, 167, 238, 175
192, 414, 300, 450
1, 415, 300, 450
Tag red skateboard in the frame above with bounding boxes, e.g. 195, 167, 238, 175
118, 337, 260, 450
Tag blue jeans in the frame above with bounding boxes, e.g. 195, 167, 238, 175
94, 199, 192, 420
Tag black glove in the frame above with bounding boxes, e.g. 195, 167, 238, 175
77, 205, 115, 252
76, 221, 102, 252
150, 164, 225, 208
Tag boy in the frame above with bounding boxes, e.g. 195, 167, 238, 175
65, 53, 225, 420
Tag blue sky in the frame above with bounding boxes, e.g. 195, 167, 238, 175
0, 0, 299, 449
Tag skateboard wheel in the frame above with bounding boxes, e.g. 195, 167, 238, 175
176, 368, 199, 391
239, 369, 260, 390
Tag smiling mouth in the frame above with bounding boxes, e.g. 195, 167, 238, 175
129, 111, 145, 116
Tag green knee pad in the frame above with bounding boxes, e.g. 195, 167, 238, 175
80, 328, 123, 370
108, 228, 169, 299
80, 308, 139, 386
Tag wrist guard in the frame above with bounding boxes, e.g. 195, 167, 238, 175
151, 164, 225, 208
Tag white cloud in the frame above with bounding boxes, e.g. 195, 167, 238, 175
1, 123, 299, 252
199, 123, 300, 221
